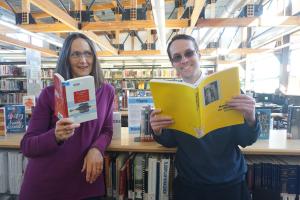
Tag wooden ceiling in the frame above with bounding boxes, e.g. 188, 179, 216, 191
0, 0, 299, 63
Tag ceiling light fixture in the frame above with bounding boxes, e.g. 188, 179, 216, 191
0, 19, 63, 48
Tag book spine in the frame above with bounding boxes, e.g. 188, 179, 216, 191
160, 158, 170, 200
147, 157, 157, 200
62, 85, 69, 118
119, 165, 127, 200
155, 160, 160, 200
104, 154, 112, 198
134, 154, 144, 200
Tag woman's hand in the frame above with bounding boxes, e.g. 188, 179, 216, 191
227, 94, 256, 127
55, 118, 80, 143
150, 109, 174, 135
81, 148, 103, 184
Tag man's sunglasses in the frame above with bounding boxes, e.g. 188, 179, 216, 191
171, 50, 197, 63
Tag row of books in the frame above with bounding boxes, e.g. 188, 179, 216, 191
108, 80, 150, 91
246, 155, 300, 199
103, 69, 178, 79
104, 153, 175, 200
0, 93, 26, 105
0, 151, 26, 195
0, 80, 27, 91
0, 65, 26, 77
41, 69, 54, 78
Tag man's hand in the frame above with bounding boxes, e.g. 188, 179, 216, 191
150, 109, 174, 135
81, 148, 103, 184
227, 94, 256, 127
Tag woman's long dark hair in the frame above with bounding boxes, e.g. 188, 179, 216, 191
55, 33, 104, 88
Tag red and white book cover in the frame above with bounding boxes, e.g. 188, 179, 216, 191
54, 73, 97, 123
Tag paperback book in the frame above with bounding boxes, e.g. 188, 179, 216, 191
4, 105, 26, 133
150, 67, 244, 138
53, 73, 97, 123
22, 95, 36, 112
256, 108, 271, 139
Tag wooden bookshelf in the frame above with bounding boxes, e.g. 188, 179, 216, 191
1, 129, 300, 155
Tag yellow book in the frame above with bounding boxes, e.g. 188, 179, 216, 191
149, 67, 244, 138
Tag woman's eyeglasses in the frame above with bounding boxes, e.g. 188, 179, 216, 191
171, 50, 196, 63
70, 51, 93, 59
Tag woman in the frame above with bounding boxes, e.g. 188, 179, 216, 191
20, 33, 114, 200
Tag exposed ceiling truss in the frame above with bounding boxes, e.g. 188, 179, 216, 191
0, 0, 299, 64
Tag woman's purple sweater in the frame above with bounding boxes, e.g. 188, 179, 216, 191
19, 83, 114, 200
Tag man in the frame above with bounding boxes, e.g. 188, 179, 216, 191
150, 34, 261, 200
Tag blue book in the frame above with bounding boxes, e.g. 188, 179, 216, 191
256, 108, 271, 139
5, 105, 26, 133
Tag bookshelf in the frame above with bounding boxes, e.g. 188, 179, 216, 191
1, 128, 300, 199
0, 65, 27, 105
41, 65, 55, 88
104, 66, 179, 95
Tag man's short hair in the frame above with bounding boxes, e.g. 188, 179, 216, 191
167, 34, 199, 62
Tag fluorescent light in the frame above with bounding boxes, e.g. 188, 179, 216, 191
0, 19, 63, 48
151, 0, 167, 52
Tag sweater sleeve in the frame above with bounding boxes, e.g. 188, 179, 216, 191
21, 87, 60, 158
153, 128, 178, 148
91, 85, 115, 155
234, 114, 261, 147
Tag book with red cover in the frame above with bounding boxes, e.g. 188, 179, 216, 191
53, 73, 97, 123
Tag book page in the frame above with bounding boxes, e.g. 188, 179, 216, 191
150, 80, 201, 137
64, 76, 97, 123
198, 67, 244, 135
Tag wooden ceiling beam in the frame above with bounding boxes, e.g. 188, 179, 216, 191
0, 2, 11, 12
120, 50, 161, 56
28, 0, 117, 55
185, 0, 205, 35
0, 34, 58, 57
19, 23, 72, 33
22, 0, 30, 13
228, 48, 270, 54
30, 0, 78, 31
199, 48, 271, 55
73, 0, 83, 11
21, 19, 189, 33
96, 48, 270, 57
82, 19, 189, 31
83, 31, 118, 54
196, 16, 300, 27
31, 12, 50, 19
97, 50, 161, 56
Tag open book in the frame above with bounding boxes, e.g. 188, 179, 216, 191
150, 67, 244, 138
54, 73, 97, 123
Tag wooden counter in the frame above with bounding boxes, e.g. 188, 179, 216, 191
1, 128, 300, 155
0, 134, 22, 149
